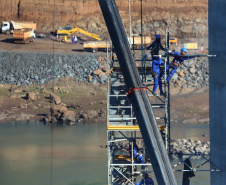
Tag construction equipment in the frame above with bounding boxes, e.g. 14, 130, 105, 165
0, 21, 36, 34
184, 43, 198, 49
83, 36, 151, 52
13, 28, 36, 44
169, 38, 177, 45
56, 26, 103, 41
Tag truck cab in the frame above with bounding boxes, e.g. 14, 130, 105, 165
1, 21, 10, 33
64, 25, 73, 30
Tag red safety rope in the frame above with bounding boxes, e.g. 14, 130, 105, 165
126, 86, 147, 98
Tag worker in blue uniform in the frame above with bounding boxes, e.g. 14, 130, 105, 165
146, 35, 165, 95
136, 173, 154, 185
152, 56, 164, 95
129, 139, 144, 164
165, 48, 195, 82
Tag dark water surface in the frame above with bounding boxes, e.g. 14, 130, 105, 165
0, 122, 210, 185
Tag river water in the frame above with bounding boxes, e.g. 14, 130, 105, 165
0, 122, 210, 185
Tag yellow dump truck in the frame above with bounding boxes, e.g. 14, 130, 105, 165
1, 21, 36, 34
13, 28, 36, 44
84, 36, 152, 52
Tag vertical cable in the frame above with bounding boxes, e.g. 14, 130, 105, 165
51, 0, 56, 185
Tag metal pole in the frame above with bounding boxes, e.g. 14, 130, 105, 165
141, 0, 144, 83
164, 29, 168, 151
129, 0, 132, 48
167, 31, 171, 154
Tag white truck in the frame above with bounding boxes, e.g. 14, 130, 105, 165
0, 21, 36, 34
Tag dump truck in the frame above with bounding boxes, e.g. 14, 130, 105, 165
13, 28, 36, 44
0, 21, 36, 34
56, 25, 103, 41
83, 36, 152, 52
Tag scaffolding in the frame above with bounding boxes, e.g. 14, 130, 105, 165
104, 0, 219, 184
106, 28, 171, 183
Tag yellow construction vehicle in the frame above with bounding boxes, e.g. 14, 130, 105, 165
169, 38, 177, 45
56, 25, 103, 41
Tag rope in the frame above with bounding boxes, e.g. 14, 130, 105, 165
126, 86, 147, 98
51, 0, 56, 184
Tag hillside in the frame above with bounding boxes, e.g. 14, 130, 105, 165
0, 0, 208, 38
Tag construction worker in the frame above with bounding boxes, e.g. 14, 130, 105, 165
136, 173, 154, 185
146, 35, 165, 95
74, 36, 77, 44
129, 139, 144, 164
71, 36, 75, 44
152, 55, 164, 95
165, 48, 195, 82
146, 34, 165, 60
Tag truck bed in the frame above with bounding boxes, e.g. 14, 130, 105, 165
13, 29, 33, 40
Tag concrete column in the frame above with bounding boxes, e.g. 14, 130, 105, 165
209, 0, 226, 184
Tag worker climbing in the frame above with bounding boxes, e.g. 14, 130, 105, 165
164, 48, 195, 82
151, 55, 164, 95
129, 139, 144, 164
136, 173, 155, 185
146, 35, 165, 95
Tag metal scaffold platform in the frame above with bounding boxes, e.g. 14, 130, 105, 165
106, 33, 171, 184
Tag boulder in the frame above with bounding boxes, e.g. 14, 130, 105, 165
27, 92, 36, 101
98, 71, 105, 78
80, 113, 88, 120
189, 68, 196, 74
50, 105, 67, 117
100, 75, 108, 83
172, 73, 178, 80
93, 68, 102, 75
178, 70, 185, 77
88, 74, 92, 82
37, 34, 46, 38
50, 93, 61, 105
87, 110, 98, 119
61, 110, 76, 123
102, 65, 110, 72
71, 102, 80, 109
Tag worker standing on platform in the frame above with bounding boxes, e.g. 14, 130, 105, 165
136, 173, 154, 185
129, 139, 144, 164
146, 35, 165, 60
165, 48, 195, 82
146, 35, 165, 95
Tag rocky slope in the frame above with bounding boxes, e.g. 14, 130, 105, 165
0, 51, 209, 90
0, 0, 208, 38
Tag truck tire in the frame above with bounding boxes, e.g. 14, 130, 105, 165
6, 30, 10, 35
31, 37, 35, 42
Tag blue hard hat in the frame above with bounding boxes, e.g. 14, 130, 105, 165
181, 48, 187, 53
155, 35, 160, 39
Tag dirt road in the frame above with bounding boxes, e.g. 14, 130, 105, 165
0, 34, 94, 54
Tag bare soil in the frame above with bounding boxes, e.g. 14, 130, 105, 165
0, 79, 107, 123
0, 34, 101, 54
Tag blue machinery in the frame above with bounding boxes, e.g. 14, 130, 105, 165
99, 0, 177, 184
